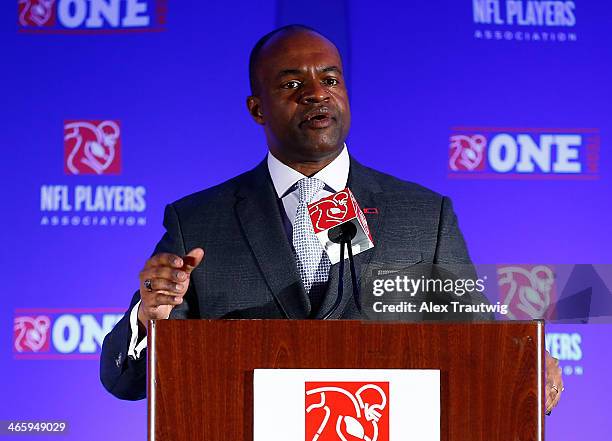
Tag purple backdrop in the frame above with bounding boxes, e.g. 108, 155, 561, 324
2, 1, 610, 439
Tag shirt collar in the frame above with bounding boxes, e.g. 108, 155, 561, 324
267, 145, 350, 198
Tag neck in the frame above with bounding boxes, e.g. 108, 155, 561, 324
270, 147, 343, 177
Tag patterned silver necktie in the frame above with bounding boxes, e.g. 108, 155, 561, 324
292, 178, 331, 298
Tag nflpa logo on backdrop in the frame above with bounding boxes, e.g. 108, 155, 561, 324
13, 309, 123, 358
448, 127, 600, 179
64, 120, 121, 175
18, 0, 166, 32
13, 315, 51, 352
305, 382, 389, 441
497, 265, 556, 320
18, 0, 56, 26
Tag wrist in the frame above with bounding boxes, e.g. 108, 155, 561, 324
137, 303, 147, 337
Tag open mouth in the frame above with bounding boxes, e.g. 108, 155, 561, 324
301, 108, 335, 128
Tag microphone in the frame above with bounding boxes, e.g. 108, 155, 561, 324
328, 222, 357, 244
324, 222, 360, 319
307, 188, 374, 318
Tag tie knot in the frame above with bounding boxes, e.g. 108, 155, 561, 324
297, 177, 325, 204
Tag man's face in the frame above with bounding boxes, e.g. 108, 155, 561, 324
248, 31, 351, 163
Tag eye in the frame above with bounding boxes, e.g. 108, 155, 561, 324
323, 77, 339, 86
282, 80, 302, 89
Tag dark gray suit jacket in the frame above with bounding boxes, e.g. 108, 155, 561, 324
100, 157, 490, 400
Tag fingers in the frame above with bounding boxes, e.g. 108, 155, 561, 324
155, 292, 184, 306
145, 277, 188, 296
138, 284, 183, 324
146, 266, 188, 283
138, 254, 186, 322
183, 248, 205, 274
544, 354, 563, 414
148, 252, 185, 269
140, 266, 188, 295
545, 384, 555, 413
549, 386, 562, 412
144, 248, 204, 272
138, 248, 204, 322
546, 383, 563, 414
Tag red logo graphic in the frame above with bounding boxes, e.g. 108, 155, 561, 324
64, 120, 121, 175
306, 382, 389, 441
13, 315, 51, 352
309, 190, 356, 233
449, 134, 486, 171
498, 265, 556, 320
18, 0, 56, 26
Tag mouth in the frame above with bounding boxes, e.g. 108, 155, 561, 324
300, 107, 336, 129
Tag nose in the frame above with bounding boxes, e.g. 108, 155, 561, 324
300, 80, 330, 105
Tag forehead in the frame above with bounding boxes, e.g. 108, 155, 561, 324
257, 31, 343, 74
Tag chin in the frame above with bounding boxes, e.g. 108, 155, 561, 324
299, 140, 343, 160
305, 132, 344, 152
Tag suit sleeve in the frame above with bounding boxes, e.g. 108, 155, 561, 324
432, 196, 494, 321
100, 203, 196, 400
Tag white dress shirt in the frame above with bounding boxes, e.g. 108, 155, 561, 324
267, 144, 350, 222
127, 146, 350, 360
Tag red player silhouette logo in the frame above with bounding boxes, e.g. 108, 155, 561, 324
305, 382, 389, 441
64, 120, 121, 175
18, 0, 56, 27
308, 191, 352, 232
449, 134, 486, 171
498, 264, 556, 320
13, 315, 51, 352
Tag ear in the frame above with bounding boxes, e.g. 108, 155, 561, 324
246, 96, 265, 125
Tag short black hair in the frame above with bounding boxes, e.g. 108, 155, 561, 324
248, 24, 328, 95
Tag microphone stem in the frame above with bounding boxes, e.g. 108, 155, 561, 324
345, 238, 361, 312
323, 239, 345, 319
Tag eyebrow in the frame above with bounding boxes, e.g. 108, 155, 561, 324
276, 66, 342, 78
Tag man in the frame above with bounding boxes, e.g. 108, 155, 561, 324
100, 25, 563, 412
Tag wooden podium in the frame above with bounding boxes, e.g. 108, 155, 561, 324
148, 320, 544, 441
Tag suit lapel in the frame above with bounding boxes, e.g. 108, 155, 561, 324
235, 161, 311, 319
315, 158, 388, 319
